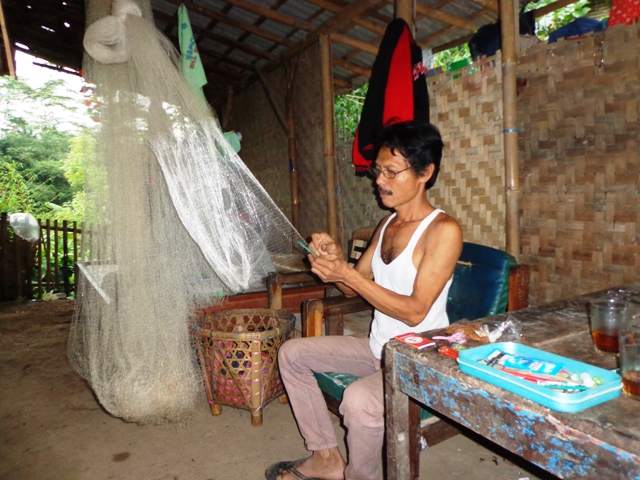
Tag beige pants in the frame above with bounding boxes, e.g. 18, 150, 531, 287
278, 335, 384, 480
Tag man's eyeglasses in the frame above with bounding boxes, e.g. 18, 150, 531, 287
366, 165, 412, 180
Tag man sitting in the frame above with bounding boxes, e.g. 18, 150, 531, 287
266, 120, 462, 480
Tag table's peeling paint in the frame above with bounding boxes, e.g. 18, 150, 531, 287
385, 283, 640, 480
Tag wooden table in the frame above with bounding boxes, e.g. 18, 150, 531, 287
384, 283, 640, 479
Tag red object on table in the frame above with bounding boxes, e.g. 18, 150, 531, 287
438, 345, 459, 359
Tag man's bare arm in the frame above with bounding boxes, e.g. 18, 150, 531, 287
310, 215, 462, 327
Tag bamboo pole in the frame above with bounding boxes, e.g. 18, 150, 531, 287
53, 220, 59, 290
0, 213, 7, 300
255, 66, 290, 137
320, 35, 340, 244
222, 87, 234, 130
45, 219, 51, 292
37, 219, 43, 299
284, 61, 300, 230
500, 0, 520, 259
63, 220, 70, 296
0, 0, 15, 78
72, 221, 78, 295
15, 227, 22, 298
394, 0, 415, 29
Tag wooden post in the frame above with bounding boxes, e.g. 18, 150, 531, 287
53, 220, 59, 290
0, 0, 15, 78
255, 66, 290, 137
37, 219, 43, 299
15, 229, 22, 298
73, 221, 78, 296
319, 35, 340, 244
500, 0, 520, 260
0, 213, 7, 300
62, 220, 70, 296
222, 87, 234, 131
284, 62, 300, 230
394, 0, 415, 29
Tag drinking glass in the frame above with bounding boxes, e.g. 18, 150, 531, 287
619, 321, 640, 398
588, 298, 631, 353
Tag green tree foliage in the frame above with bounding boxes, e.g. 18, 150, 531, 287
50, 130, 95, 222
434, 45, 471, 69
0, 161, 46, 214
0, 75, 90, 221
530, 0, 593, 41
0, 127, 74, 207
0, 76, 81, 131
334, 83, 368, 134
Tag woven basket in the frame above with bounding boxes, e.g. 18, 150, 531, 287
195, 308, 296, 426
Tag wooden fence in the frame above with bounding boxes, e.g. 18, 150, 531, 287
0, 212, 82, 301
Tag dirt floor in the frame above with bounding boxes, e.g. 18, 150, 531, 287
0, 299, 557, 480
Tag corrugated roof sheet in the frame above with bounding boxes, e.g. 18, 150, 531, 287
1, 0, 517, 106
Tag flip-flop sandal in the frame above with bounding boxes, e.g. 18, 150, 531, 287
264, 457, 325, 480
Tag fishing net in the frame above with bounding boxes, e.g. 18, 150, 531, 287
69, 0, 308, 424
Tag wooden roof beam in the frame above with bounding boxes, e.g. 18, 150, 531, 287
219, 0, 317, 32
153, 8, 277, 63
331, 56, 371, 78
421, 9, 491, 49
469, 0, 499, 13
333, 76, 352, 89
165, 0, 294, 48
331, 32, 378, 55
391, 0, 478, 31
428, 0, 583, 53
284, 0, 385, 61
156, 14, 254, 77
317, 0, 391, 25
306, 0, 387, 35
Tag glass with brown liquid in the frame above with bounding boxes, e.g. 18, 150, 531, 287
588, 298, 630, 354
620, 322, 640, 399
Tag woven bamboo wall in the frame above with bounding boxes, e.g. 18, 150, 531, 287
232, 25, 639, 306
516, 24, 640, 304
229, 70, 291, 220
427, 60, 507, 250
335, 127, 387, 248
230, 46, 325, 241
291, 44, 327, 240
335, 61, 508, 250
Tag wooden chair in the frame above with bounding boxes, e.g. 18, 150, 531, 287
268, 235, 530, 479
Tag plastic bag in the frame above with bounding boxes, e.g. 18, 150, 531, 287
477, 316, 523, 343
9, 213, 40, 242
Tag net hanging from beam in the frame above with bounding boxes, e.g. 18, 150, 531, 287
69, 0, 308, 424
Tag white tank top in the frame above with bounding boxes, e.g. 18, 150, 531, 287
368, 209, 452, 359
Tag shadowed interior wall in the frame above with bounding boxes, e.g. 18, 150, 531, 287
229, 45, 325, 241
231, 25, 639, 306
335, 25, 639, 306
228, 65, 290, 221
335, 56, 507, 252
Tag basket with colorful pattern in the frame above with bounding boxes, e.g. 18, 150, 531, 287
195, 308, 296, 426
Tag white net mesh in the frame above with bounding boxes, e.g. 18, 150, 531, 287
69, 0, 308, 424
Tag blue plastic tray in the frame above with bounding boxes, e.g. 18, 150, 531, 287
457, 342, 622, 412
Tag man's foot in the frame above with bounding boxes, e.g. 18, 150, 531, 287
265, 449, 346, 480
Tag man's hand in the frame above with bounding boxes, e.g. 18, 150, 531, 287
309, 233, 343, 257
308, 233, 350, 284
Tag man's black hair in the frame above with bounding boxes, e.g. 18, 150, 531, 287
375, 120, 444, 190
